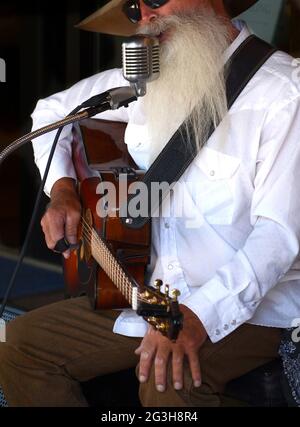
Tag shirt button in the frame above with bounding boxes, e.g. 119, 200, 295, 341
210, 170, 215, 177
165, 223, 170, 229
168, 264, 174, 270
224, 324, 229, 331
215, 329, 221, 336
252, 302, 257, 307
231, 320, 237, 326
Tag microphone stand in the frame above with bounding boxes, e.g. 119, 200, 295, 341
0, 86, 137, 319
0, 87, 137, 167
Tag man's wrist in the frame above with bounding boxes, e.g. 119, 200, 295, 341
180, 304, 208, 338
50, 177, 77, 198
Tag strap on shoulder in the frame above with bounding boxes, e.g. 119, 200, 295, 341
122, 35, 277, 229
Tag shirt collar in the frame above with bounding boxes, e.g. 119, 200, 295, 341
224, 20, 253, 63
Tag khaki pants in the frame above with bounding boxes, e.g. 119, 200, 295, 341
0, 296, 282, 407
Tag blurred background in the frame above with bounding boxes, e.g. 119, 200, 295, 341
0, 0, 299, 305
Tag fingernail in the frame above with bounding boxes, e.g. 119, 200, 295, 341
174, 382, 182, 390
194, 380, 201, 388
156, 385, 165, 393
139, 375, 146, 383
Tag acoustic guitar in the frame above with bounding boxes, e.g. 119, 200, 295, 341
63, 119, 183, 341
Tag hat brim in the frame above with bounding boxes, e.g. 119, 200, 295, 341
75, 0, 137, 37
223, 0, 259, 18
76, 0, 260, 37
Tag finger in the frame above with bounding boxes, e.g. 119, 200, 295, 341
172, 348, 184, 390
63, 250, 71, 259
65, 211, 80, 245
187, 352, 202, 388
134, 345, 142, 355
135, 327, 158, 383
134, 326, 154, 355
40, 216, 51, 247
138, 345, 156, 384
41, 212, 64, 250
154, 344, 171, 392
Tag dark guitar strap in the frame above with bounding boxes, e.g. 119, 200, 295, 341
122, 35, 277, 229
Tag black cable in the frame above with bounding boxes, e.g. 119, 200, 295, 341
0, 86, 138, 319
0, 105, 81, 318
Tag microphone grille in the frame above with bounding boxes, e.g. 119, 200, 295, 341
122, 36, 160, 84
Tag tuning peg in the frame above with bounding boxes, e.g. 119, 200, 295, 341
156, 323, 167, 333
171, 289, 181, 302
141, 290, 151, 301
165, 284, 170, 297
154, 279, 163, 292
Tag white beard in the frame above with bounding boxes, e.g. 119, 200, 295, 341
136, 8, 231, 159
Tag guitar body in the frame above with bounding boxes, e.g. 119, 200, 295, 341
64, 119, 151, 310
62, 119, 183, 340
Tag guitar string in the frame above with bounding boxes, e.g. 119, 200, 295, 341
80, 214, 164, 305
79, 216, 152, 304
78, 220, 177, 335
81, 218, 133, 303
80, 214, 152, 301
79, 224, 151, 305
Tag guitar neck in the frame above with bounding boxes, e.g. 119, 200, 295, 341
88, 225, 139, 310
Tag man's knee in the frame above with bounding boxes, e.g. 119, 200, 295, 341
0, 316, 31, 375
0, 342, 12, 366
138, 362, 220, 407
2, 313, 40, 356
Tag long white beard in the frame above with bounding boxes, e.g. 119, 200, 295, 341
136, 9, 231, 157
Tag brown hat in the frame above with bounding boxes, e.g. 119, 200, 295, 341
76, 0, 259, 37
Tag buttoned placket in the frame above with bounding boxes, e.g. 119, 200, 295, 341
159, 215, 191, 302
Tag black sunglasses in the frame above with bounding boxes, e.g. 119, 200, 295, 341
123, 0, 170, 24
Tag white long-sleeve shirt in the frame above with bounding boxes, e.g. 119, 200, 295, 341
32, 22, 300, 343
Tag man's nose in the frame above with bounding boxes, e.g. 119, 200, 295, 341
139, 2, 158, 25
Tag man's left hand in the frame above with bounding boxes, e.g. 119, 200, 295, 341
135, 305, 208, 392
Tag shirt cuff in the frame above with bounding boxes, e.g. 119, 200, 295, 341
182, 250, 263, 342
183, 280, 258, 343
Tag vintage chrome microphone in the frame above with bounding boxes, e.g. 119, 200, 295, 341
0, 36, 161, 168
0, 36, 161, 321
122, 35, 160, 97
74, 36, 160, 111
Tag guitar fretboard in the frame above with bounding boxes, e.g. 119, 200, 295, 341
82, 220, 138, 310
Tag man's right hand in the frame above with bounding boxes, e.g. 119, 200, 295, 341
41, 177, 81, 259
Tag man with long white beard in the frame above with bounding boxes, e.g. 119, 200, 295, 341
1, 0, 300, 407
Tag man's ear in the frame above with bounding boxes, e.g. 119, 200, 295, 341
223, 0, 259, 18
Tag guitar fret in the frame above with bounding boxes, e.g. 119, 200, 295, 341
65, 123, 181, 341
90, 229, 135, 306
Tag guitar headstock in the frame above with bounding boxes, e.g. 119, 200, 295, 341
137, 279, 183, 341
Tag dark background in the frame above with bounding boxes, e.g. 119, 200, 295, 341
0, 0, 299, 406
0, 0, 124, 265
0, 0, 299, 268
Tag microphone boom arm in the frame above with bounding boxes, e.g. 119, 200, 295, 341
0, 86, 137, 168
0, 85, 138, 319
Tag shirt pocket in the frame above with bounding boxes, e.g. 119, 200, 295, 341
191, 147, 240, 225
